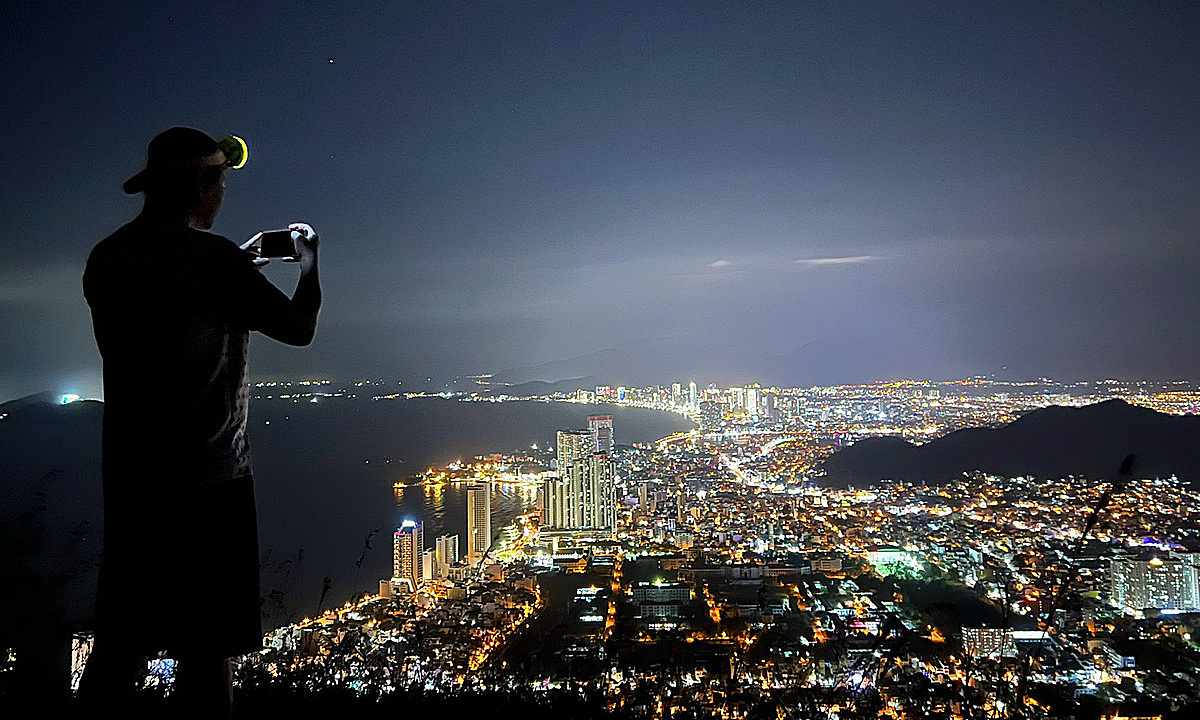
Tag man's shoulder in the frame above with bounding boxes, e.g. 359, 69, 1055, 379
186, 228, 247, 265
84, 224, 253, 306
87, 222, 241, 268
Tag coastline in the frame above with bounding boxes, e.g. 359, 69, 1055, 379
250, 396, 694, 623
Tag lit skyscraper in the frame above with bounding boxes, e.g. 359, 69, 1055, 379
467, 484, 491, 565
421, 548, 436, 583
435, 533, 460, 575
689, 381, 698, 410
542, 473, 569, 530
393, 520, 423, 593
578, 453, 616, 531
556, 428, 595, 471
543, 428, 616, 533
588, 414, 613, 454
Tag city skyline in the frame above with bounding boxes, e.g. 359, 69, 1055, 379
9, 364, 1200, 713
239, 392, 1200, 717
5, 4, 1200, 711
4, 2, 1200, 401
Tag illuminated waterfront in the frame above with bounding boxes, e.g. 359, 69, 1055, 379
392, 481, 537, 553
248, 396, 693, 621
239, 375, 1200, 718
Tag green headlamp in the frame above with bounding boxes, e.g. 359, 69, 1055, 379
123, 128, 250, 194
218, 135, 249, 169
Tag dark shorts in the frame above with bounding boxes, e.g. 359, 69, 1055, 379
94, 474, 262, 657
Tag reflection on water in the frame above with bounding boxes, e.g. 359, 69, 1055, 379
394, 481, 539, 546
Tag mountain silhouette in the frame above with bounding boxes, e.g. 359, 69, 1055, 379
0, 393, 104, 639
818, 399, 1200, 487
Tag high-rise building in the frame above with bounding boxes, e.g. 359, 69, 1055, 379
435, 534, 460, 575
393, 520, 423, 593
542, 474, 569, 528
467, 484, 491, 565
588, 414, 613, 454
1110, 556, 1200, 612
543, 429, 617, 533
580, 453, 616, 530
765, 392, 780, 421
421, 548, 437, 582
544, 453, 616, 531
556, 429, 595, 471
688, 381, 698, 411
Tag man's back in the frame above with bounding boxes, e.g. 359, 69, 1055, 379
84, 218, 261, 485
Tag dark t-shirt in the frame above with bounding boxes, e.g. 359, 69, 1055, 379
83, 218, 292, 486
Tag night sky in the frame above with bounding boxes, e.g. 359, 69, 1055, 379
2, 1, 1198, 400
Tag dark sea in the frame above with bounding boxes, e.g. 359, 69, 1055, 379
248, 397, 692, 623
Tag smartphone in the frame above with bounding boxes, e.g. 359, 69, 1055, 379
258, 230, 298, 259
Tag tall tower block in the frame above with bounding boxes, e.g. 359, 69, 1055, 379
467, 484, 491, 565
435, 534, 460, 574
393, 521, 423, 593
544, 428, 617, 534
588, 414, 613, 454
556, 429, 595, 471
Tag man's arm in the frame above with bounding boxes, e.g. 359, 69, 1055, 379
230, 229, 322, 346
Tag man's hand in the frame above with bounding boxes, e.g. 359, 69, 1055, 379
251, 222, 322, 346
289, 223, 320, 274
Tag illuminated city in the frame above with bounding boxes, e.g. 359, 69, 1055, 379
3, 3, 1200, 717
220, 375, 1200, 718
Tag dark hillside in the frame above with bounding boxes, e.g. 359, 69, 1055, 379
819, 400, 1200, 487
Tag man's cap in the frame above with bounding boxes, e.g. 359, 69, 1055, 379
123, 127, 248, 194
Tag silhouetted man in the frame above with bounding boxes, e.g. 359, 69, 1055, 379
80, 127, 321, 715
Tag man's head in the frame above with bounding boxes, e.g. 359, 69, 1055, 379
125, 127, 245, 230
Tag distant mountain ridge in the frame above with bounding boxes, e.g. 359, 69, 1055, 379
481, 376, 601, 396
0, 390, 64, 414
818, 400, 1200, 487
